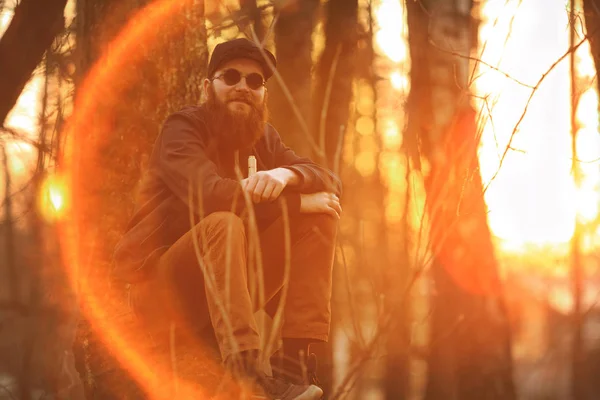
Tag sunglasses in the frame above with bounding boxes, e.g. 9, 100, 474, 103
212, 69, 266, 90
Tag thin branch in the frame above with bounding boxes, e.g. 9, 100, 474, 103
0, 126, 53, 155
206, 2, 274, 36
437, 47, 535, 89
319, 44, 343, 161
249, 26, 325, 159
483, 33, 593, 193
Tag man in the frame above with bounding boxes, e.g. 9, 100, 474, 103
113, 38, 342, 399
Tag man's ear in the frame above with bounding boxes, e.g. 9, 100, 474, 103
200, 78, 211, 100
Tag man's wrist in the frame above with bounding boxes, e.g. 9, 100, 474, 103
279, 167, 301, 187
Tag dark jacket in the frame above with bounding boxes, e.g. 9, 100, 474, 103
112, 105, 341, 283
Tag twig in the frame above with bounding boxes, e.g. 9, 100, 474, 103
262, 199, 291, 363
249, 26, 325, 159
484, 33, 592, 193
206, 2, 275, 36
569, 4, 585, 398
188, 180, 240, 357
319, 44, 343, 162
440, 48, 535, 89
337, 237, 366, 349
333, 125, 345, 177
329, 263, 427, 400
0, 126, 52, 155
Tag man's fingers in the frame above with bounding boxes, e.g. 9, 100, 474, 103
334, 201, 343, 216
328, 196, 342, 216
254, 178, 268, 202
241, 178, 250, 190
244, 176, 286, 203
252, 189, 262, 203
245, 175, 259, 195
326, 206, 340, 220
263, 181, 278, 201
270, 189, 282, 201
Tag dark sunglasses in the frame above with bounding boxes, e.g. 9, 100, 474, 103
212, 69, 265, 90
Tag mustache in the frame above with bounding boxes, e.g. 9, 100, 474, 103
227, 94, 255, 105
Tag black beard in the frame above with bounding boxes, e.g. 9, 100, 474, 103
204, 86, 268, 151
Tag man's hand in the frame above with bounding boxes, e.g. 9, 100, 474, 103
241, 168, 298, 203
300, 192, 342, 219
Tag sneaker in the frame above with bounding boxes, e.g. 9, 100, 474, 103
226, 350, 322, 400
271, 353, 321, 387
252, 373, 323, 400
305, 353, 320, 386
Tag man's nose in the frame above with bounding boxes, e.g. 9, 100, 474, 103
234, 77, 250, 91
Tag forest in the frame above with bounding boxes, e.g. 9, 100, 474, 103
1, 0, 600, 399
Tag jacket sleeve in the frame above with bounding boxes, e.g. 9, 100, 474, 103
268, 125, 342, 197
155, 113, 301, 219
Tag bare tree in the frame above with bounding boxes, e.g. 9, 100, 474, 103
239, 0, 266, 42
583, 0, 600, 95
73, 0, 208, 396
0, 0, 68, 125
572, 3, 585, 399
269, 0, 319, 157
312, 0, 358, 167
405, 1, 515, 399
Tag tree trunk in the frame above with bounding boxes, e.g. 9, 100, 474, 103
405, 1, 516, 399
309, 1, 358, 396
584, 0, 600, 96
239, 0, 265, 42
269, 0, 319, 157
312, 0, 358, 168
0, 0, 67, 125
72, 0, 208, 397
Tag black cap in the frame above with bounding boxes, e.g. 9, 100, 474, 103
207, 38, 277, 80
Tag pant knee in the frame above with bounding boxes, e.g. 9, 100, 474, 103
199, 212, 246, 242
297, 214, 337, 243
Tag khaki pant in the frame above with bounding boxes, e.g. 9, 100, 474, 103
130, 211, 336, 361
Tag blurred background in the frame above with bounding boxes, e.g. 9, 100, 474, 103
1, 0, 600, 399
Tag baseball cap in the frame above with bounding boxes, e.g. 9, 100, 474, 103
207, 38, 277, 80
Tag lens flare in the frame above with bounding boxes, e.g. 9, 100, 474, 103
59, 0, 222, 397
39, 174, 67, 222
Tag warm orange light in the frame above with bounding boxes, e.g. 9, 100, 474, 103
49, 184, 64, 211
39, 174, 67, 222
390, 70, 407, 91
58, 1, 218, 398
373, 0, 600, 255
374, 1, 407, 63
372, 0, 411, 230
382, 119, 402, 151
475, 0, 600, 253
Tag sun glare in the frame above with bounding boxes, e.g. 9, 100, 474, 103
374, 1, 407, 63
390, 70, 408, 91
39, 174, 67, 222
371, 0, 600, 253
49, 184, 64, 211
474, 0, 600, 252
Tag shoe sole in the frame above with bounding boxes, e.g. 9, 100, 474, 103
250, 384, 324, 400
292, 385, 324, 400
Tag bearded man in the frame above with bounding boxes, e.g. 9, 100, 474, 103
113, 38, 342, 399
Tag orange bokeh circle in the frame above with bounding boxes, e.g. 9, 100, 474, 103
59, 1, 221, 398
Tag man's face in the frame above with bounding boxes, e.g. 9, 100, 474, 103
204, 58, 266, 116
